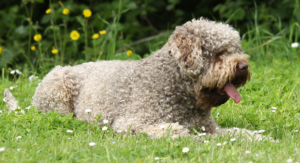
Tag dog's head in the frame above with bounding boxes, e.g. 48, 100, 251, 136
168, 18, 250, 109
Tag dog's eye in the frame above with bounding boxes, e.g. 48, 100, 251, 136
215, 51, 224, 58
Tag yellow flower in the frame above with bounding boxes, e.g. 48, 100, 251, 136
52, 47, 58, 54
99, 30, 107, 35
0, 47, 2, 54
31, 46, 36, 51
63, 8, 69, 15
127, 50, 133, 57
92, 33, 99, 39
46, 9, 51, 14
83, 9, 92, 18
33, 34, 42, 42
70, 30, 80, 41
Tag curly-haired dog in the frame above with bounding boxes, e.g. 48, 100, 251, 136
31, 18, 259, 139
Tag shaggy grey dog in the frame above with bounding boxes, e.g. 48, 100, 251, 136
32, 18, 252, 138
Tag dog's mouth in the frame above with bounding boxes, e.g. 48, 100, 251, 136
216, 83, 241, 103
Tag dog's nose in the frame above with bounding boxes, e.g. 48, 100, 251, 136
237, 62, 248, 73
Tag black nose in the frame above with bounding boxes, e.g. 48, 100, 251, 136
237, 62, 248, 72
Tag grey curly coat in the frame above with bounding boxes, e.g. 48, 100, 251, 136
32, 18, 253, 138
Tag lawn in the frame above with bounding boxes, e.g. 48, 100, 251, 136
1, 50, 300, 162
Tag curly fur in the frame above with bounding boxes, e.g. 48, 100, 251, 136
32, 18, 254, 139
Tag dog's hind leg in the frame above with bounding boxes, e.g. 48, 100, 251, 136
32, 66, 77, 115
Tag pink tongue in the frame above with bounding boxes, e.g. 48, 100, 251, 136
224, 84, 241, 103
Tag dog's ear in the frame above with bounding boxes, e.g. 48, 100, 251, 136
168, 26, 204, 79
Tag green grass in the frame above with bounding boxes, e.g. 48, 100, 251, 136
1, 51, 300, 162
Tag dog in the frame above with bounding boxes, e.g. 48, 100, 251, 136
31, 18, 255, 139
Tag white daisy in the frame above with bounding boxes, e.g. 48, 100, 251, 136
89, 142, 96, 146
16, 136, 22, 140
198, 133, 206, 136
291, 42, 299, 48
10, 86, 14, 90
201, 126, 205, 131
204, 140, 209, 143
15, 70, 22, 75
294, 130, 299, 132
67, 130, 73, 133
0, 147, 5, 152
272, 110, 276, 113
216, 143, 221, 146
10, 70, 15, 74
102, 126, 108, 131
271, 106, 277, 110
287, 158, 293, 163
222, 141, 227, 145
160, 125, 166, 129
245, 150, 251, 154
154, 157, 159, 160
182, 147, 189, 153
233, 127, 240, 130
230, 138, 236, 141
3, 98, 6, 102
103, 119, 108, 124
28, 75, 38, 81
85, 109, 92, 113
0, 110, 2, 114
258, 130, 265, 134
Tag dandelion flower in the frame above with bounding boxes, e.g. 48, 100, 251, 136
46, 9, 51, 14
160, 125, 166, 129
16, 136, 22, 140
154, 157, 159, 160
103, 119, 108, 124
85, 109, 92, 113
182, 147, 189, 153
245, 150, 251, 154
31, 46, 36, 51
102, 126, 108, 131
0, 47, 2, 54
99, 30, 107, 35
291, 42, 299, 48
67, 130, 73, 133
201, 126, 206, 131
0, 147, 5, 152
89, 142, 96, 146
34, 34, 42, 42
63, 8, 69, 15
83, 9, 92, 18
216, 143, 221, 146
70, 30, 80, 41
127, 50, 133, 57
230, 138, 236, 141
52, 47, 58, 54
92, 33, 99, 39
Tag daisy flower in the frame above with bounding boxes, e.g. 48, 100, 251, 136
201, 126, 205, 131
0, 147, 5, 152
182, 147, 189, 153
102, 126, 108, 131
16, 136, 22, 140
230, 138, 236, 141
85, 109, 92, 113
67, 130, 73, 133
89, 142, 96, 146
291, 42, 299, 48
103, 119, 108, 124
160, 125, 166, 129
